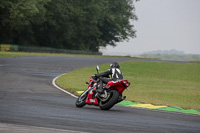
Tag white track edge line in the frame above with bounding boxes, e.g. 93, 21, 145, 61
52, 74, 78, 98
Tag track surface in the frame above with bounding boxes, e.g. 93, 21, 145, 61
0, 56, 200, 133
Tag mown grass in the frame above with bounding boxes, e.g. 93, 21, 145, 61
57, 61, 200, 110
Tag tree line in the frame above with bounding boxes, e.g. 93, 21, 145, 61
0, 0, 137, 52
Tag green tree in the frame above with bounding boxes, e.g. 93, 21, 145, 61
0, 0, 138, 52
98, 0, 137, 47
0, 0, 50, 44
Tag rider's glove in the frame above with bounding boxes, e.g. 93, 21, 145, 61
94, 74, 100, 77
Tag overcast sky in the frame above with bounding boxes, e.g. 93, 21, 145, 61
100, 0, 200, 55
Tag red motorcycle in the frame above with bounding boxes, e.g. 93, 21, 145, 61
75, 66, 130, 110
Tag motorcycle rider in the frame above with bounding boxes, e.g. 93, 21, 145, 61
94, 62, 124, 94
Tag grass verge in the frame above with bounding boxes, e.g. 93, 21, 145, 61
56, 61, 200, 110
0, 51, 102, 57
0, 51, 148, 60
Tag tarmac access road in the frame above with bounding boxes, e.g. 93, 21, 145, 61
0, 56, 200, 133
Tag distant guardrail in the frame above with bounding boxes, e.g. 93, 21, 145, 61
0, 44, 102, 55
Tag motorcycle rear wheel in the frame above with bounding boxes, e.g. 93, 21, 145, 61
99, 90, 119, 110
75, 92, 87, 108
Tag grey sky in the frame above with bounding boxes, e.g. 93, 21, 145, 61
100, 0, 200, 55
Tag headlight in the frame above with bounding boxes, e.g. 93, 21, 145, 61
123, 80, 127, 84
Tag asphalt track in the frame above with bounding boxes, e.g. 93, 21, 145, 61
0, 56, 200, 133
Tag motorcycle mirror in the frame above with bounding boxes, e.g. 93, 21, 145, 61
96, 65, 100, 73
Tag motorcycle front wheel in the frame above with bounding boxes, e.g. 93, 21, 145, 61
99, 89, 119, 110
75, 91, 88, 108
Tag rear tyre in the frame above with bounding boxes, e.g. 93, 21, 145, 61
99, 90, 119, 110
75, 92, 87, 108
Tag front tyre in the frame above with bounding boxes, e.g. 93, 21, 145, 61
99, 90, 119, 110
75, 92, 87, 108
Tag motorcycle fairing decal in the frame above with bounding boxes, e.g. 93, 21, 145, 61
85, 97, 99, 105
90, 99, 95, 102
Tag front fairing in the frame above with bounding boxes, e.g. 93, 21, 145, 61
85, 86, 99, 105
85, 77, 99, 105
